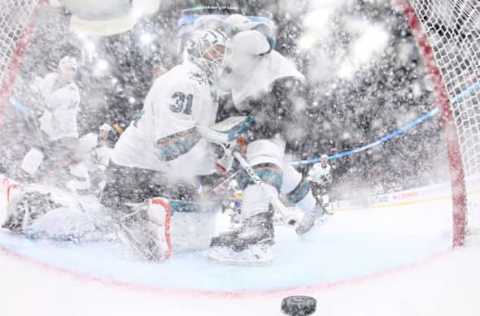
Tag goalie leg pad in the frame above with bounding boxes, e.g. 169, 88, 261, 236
2, 189, 62, 234
147, 198, 173, 259
240, 182, 279, 219
239, 138, 285, 192
118, 197, 218, 260
117, 198, 172, 262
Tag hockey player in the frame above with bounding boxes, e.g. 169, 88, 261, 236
2, 56, 89, 236
208, 22, 320, 264
20, 56, 81, 180
100, 29, 231, 261
307, 154, 334, 214
34, 56, 80, 144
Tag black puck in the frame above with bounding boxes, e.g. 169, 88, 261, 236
281, 295, 317, 316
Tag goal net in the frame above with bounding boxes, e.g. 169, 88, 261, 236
396, 0, 480, 246
0, 0, 41, 125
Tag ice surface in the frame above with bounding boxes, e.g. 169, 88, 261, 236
2, 198, 479, 316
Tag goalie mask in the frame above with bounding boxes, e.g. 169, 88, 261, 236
185, 29, 228, 78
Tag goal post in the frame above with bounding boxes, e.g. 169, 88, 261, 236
394, 0, 480, 247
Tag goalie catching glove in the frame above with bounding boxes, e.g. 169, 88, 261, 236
198, 116, 254, 173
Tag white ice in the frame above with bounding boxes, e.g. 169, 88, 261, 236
1, 197, 480, 316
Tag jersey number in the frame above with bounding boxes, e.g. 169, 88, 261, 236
170, 92, 193, 115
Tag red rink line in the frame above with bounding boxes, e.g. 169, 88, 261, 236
0, 241, 453, 300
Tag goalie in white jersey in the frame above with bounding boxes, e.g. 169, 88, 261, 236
100, 29, 230, 261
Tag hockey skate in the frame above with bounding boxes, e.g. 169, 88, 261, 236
208, 211, 274, 265
295, 205, 330, 236
115, 198, 172, 262
295, 210, 317, 236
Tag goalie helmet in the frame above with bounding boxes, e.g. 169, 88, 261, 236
185, 29, 228, 77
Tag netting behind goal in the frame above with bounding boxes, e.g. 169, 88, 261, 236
410, 1, 480, 175
0, 0, 41, 122
398, 0, 480, 245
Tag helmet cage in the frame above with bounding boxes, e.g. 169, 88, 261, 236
187, 29, 228, 75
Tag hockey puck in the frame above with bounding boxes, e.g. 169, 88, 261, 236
281, 295, 317, 316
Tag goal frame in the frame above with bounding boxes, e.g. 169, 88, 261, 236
394, 0, 469, 247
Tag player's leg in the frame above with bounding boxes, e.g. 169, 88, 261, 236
1, 185, 62, 234
209, 139, 283, 264
309, 181, 321, 207
100, 162, 168, 260
281, 163, 319, 235
319, 186, 334, 215
101, 161, 213, 261
3, 137, 87, 236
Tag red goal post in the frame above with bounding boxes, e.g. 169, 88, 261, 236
394, 0, 480, 247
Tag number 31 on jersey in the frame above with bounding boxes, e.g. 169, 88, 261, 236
169, 92, 193, 115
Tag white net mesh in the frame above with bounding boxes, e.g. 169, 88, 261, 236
0, 0, 40, 94
408, 0, 480, 237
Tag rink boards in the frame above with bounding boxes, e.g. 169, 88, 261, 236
335, 176, 480, 211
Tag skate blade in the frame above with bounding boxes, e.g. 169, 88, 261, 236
207, 247, 273, 266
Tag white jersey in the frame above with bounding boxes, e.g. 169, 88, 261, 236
218, 38, 305, 166
230, 50, 304, 108
111, 60, 218, 181
34, 73, 80, 141
220, 45, 304, 110
308, 163, 332, 186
